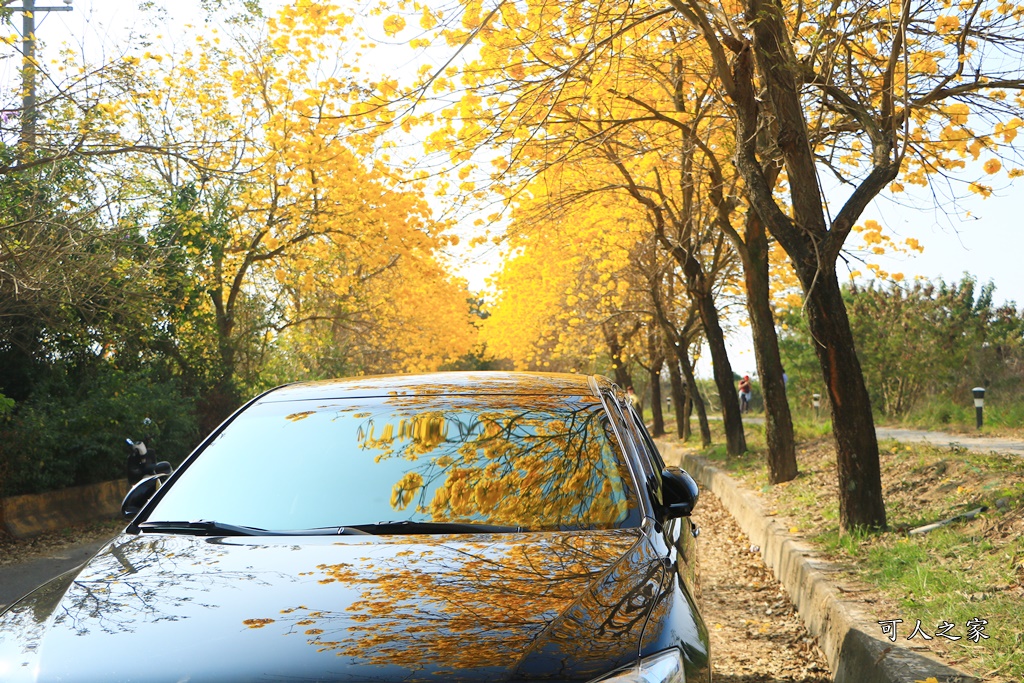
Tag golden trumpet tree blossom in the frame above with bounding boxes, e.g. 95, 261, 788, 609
121, 1, 476, 420
481, 166, 654, 378
388, 0, 1024, 528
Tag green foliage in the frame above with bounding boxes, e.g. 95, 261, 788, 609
777, 318, 825, 416
780, 275, 1024, 418
0, 365, 198, 497
905, 396, 1024, 432
0, 393, 13, 417
792, 417, 833, 440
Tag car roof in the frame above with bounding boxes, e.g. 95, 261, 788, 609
256, 371, 616, 403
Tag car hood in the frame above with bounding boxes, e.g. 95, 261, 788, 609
0, 527, 666, 682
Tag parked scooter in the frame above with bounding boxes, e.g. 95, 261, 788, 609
125, 418, 173, 485
122, 419, 174, 519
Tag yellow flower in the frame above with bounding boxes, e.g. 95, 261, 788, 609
944, 103, 970, 126
969, 182, 993, 197
383, 15, 406, 36
935, 16, 960, 34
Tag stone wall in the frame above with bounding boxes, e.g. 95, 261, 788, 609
0, 480, 129, 538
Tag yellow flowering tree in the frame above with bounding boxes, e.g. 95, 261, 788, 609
127, 2, 476, 424
392, 0, 1024, 528
667, 0, 1024, 528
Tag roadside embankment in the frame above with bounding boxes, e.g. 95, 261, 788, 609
0, 480, 127, 539
660, 439, 981, 683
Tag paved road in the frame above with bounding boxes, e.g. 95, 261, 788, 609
733, 415, 1024, 456
874, 426, 1024, 455
0, 536, 115, 611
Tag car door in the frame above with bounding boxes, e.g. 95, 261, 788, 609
621, 402, 702, 602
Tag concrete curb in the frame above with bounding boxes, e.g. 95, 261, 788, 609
0, 480, 128, 539
659, 440, 980, 683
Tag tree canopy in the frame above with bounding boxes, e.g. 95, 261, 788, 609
2, 0, 1023, 522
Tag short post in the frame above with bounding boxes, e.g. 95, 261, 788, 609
812, 393, 821, 420
973, 387, 986, 430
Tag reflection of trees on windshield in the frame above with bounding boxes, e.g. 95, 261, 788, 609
249, 529, 666, 677
355, 399, 638, 530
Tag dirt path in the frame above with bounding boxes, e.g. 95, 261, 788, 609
694, 490, 832, 683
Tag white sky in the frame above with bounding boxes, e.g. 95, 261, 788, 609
5, 0, 1022, 378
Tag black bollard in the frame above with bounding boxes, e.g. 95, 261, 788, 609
973, 387, 985, 430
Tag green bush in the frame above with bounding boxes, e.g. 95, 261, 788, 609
780, 275, 1024, 421
0, 393, 13, 417
0, 367, 199, 497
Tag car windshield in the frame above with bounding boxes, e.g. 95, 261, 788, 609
145, 394, 642, 533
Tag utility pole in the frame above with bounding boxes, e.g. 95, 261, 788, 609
5, 0, 74, 151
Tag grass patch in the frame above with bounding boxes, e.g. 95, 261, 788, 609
793, 417, 832, 441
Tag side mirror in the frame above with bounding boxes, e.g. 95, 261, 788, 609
121, 473, 169, 519
661, 466, 699, 518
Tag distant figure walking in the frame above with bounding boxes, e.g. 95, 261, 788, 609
738, 375, 752, 413
626, 386, 641, 411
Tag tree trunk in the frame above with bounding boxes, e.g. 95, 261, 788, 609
672, 246, 745, 454
673, 0, 888, 529
602, 322, 635, 391
743, 215, 797, 483
647, 332, 666, 436
205, 257, 242, 435
678, 344, 711, 447
667, 353, 688, 439
802, 270, 887, 529
649, 274, 699, 444
693, 284, 746, 454
649, 357, 665, 436
744, 0, 885, 528
198, 381, 239, 436
683, 390, 693, 440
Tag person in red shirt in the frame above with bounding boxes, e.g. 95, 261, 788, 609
738, 375, 752, 413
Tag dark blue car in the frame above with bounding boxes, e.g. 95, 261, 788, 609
0, 372, 709, 682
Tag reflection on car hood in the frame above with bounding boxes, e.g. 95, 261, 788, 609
0, 528, 665, 682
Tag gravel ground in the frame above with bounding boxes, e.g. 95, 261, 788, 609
694, 490, 833, 683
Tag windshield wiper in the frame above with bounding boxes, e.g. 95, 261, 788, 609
349, 521, 525, 535
138, 521, 369, 537
138, 520, 264, 536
